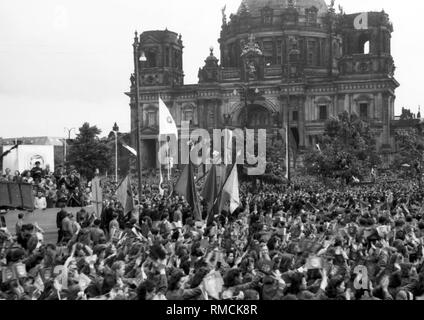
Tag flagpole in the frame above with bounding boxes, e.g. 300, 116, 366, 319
285, 34, 291, 183
133, 31, 143, 204
167, 142, 171, 181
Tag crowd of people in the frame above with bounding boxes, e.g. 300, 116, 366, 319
0, 163, 92, 210
1, 166, 424, 300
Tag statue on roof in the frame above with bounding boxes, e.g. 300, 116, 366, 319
221, 5, 227, 25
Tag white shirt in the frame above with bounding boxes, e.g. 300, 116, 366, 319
34, 196, 47, 210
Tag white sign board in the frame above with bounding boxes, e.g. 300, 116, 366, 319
2, 145, 55, 173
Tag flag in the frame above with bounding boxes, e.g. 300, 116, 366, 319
218, 163, 240, 214
159, 171, 164, 196
91, 177, 102, 218
279, 128, 298, 155
159, 97, 178, 138
288, 127, 298, 159
174, 162, 202, 221
116, 175, 134, 215
121, 142, 137, 156
202, 165, 218, 217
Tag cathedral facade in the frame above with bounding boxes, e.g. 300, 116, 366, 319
126, 0, 398, 169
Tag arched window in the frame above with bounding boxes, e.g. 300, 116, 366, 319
183, 110, 193, 123
306, 7, 318, 25
363, 41, 370, 54
318, 105, 328, 121
358, 34, 371, 54
165, 47, 170, 67
261, 7, 274, 26
146, 49, 157, 68
207, 109, 215, 127
307, 40, 317, 66
263, 41, 273, 65
182, 105, 195, 125
360, 103, 368, 120
145, 106, 158, 127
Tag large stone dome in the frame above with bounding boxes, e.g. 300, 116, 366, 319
238, 0, 328, 16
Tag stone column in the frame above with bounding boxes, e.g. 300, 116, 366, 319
216, 99, 223, 128
382, 94, 390, 145
377, 92, 383, 120
309, 96, 314, 121
155, 139, 160, 169
344, 94, 349, 113
298, 96, 306, 147
198, 99, 205, 128
332, 95, 337, 118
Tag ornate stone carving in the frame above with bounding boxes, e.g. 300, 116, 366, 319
221, 5, 227, 25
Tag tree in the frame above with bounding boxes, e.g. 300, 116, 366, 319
304, 112, 381, 183
393, 128, 424, 169
67, 123, 112, 180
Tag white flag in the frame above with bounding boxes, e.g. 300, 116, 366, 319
121, 142, 137, 156
159, 171, 164, 196
115, 175, 134, 215
219, 164, 240, 214
159, 97, 178, 138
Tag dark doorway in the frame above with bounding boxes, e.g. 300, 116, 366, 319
291, 127, 299, 148
143, 140, 157, 169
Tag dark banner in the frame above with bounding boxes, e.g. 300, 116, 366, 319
0, 182, 34, 210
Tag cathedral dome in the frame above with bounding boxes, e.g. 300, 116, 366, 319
237, 0, 328, 16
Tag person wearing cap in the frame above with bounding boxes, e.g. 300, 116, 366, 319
30, 161, 44, 185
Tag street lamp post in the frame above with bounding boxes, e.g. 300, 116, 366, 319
64, 127, 76, 164
133, 31, 147, 203
284, 36, 300, 183
113, 122, 119, 183
285, 46, 291, 183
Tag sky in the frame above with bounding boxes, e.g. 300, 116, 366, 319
0, 0, 422, 139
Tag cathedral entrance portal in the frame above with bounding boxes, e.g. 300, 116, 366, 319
141, 139, 157, 169
237, 104, 274, 128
